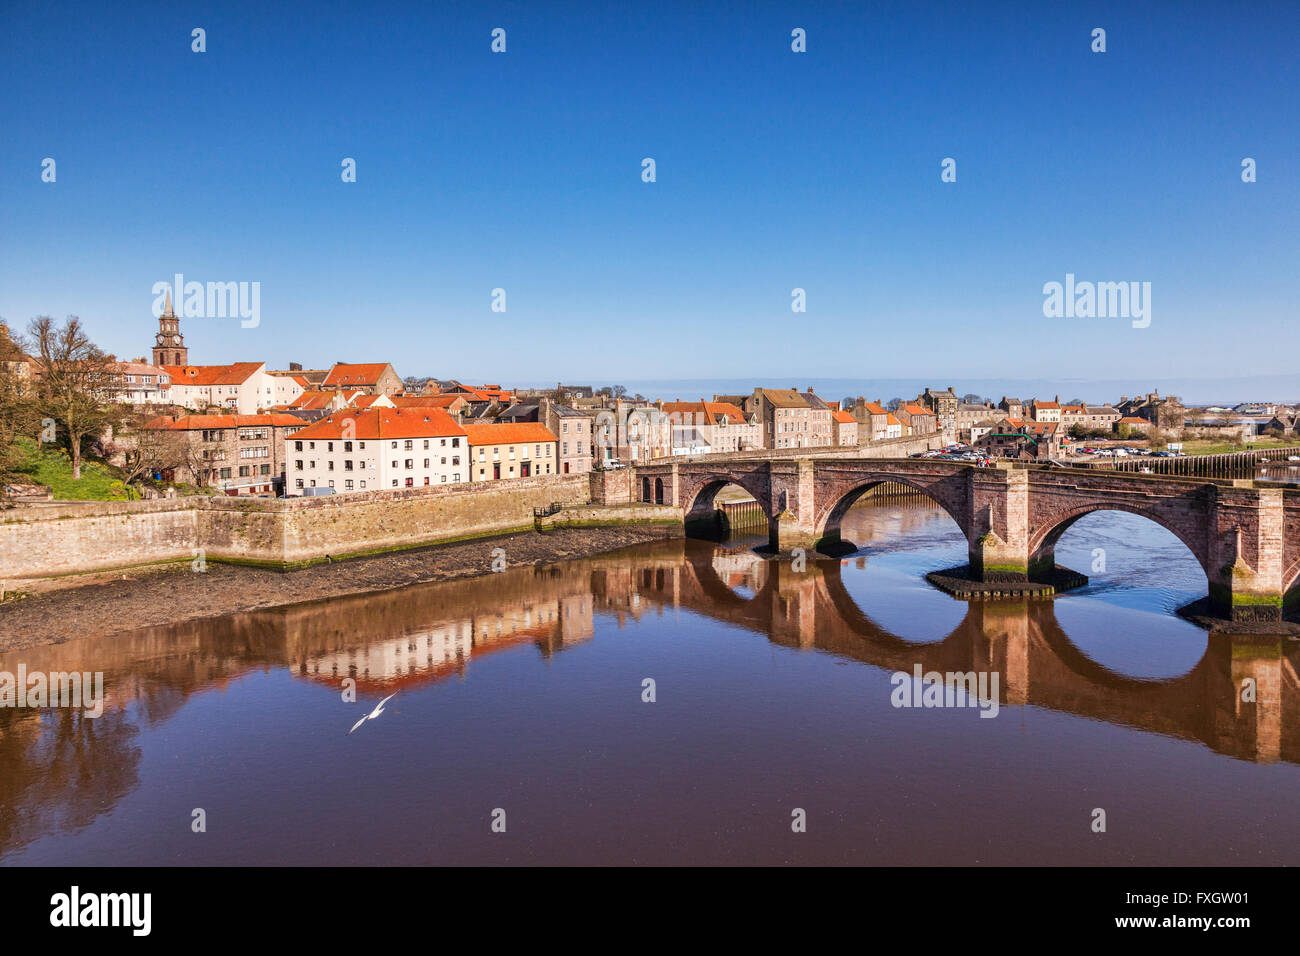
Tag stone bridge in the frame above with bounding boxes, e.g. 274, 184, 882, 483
627, 457, 1300, 622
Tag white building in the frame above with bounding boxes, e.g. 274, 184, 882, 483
162, 362, 302, 415
287, 407, 468, 494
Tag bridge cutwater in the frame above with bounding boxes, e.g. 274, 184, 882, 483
624, 456, 1300, 623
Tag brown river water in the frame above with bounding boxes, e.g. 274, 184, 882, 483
2, 498, 1298, 865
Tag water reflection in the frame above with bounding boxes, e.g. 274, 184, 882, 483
1, 506, 1297, 864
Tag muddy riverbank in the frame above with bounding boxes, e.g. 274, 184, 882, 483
0, 524, 680, 651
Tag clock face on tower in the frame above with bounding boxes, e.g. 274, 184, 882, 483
153, 309, 187, 366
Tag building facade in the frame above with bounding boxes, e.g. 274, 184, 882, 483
288, 407, 467, 494
462, 422, 559, 480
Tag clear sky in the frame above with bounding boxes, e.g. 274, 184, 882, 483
1, 0, 1296, 393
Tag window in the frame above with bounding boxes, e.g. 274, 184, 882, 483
344, 441, 353, 452
405, 459, 413, 469
423, 440, 430, 450
423, 477, 430, 485
562, 442, 568, 454
424, 458, 430, 468
440, 438, 447, 447
359, 442, 365, 449
295, 440, 303, 452
405, 477, 413, 487
391, 441, 397, 449
452, 456, 459, 465
391, 479, 398, 487
220, 468, 231, 479
345, 460, 353, 471
345, 480, 354, 490
360, 480, 366, 489
452, 438, 459, 448
440, 457, 446, 465
328, 480, 334, 488
328, 461, 334, 471
478, 448, 485, 461
239, 466, 250, 477
404, 440, 413, 451
260, 464, 270, 475
295, 460, 303, 470
295, 479, 304, 489
440, 474, 448, 483
391, 460, 397, 468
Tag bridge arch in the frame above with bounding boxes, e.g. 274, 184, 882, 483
679, 474, 774, 540
1027, 502, 1211, 582
814, 476, 972, 553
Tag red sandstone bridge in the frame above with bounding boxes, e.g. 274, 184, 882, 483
625, 456, 1300, 622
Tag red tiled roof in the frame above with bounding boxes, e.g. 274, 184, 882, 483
161, 362, 264, 386
322, 363, 393, 388
831, 409, 856, 424
461, 422, 557, 446
391, 394, 464, 408
144, 413, 304, 430
661, 401, 749, 426
291, 407, 465, 440
901, 404, 932, 417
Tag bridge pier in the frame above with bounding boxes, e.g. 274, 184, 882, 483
1207, 485, 1286, 623
968, 465, 1033, 582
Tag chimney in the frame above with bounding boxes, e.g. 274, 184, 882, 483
807, 386, 815, 394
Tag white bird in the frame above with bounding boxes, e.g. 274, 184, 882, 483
348, 693, 396, 735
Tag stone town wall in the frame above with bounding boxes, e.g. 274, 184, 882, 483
1, 474, 593, 579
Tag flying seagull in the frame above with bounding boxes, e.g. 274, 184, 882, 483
348, 693, 396, 735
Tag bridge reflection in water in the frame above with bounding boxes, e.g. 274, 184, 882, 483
2, 532, 1298, 862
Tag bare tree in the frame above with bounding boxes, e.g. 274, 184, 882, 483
23, 316, 116, 480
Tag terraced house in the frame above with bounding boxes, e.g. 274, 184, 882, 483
720, 387, 830, 450
461, 422, 559, 480
143, 412, 305, 496
287, 407, 467, 494
660, 400, 761, 455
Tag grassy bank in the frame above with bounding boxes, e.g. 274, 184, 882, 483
6, 436, 130, 500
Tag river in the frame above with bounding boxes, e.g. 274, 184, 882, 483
2, 498, 1298, 865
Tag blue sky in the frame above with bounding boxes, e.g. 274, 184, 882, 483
1, 0, 1296, 395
